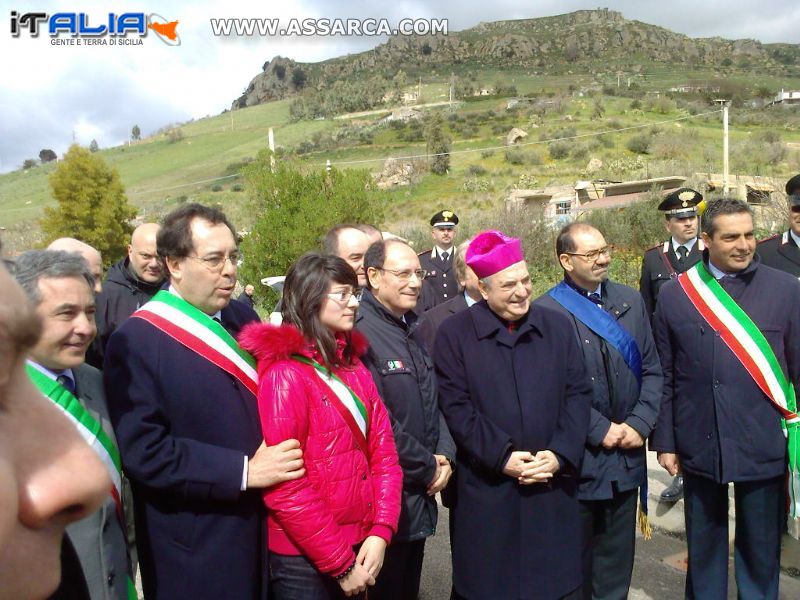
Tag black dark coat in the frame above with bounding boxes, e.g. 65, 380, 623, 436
355, 290, 456, 543
535, 281, 662, 500
433, 301, 592, 599
415, 293, 468, 354
418, 249, 456, 308
639, 239, 703, 319
87, 258, 163, 368
651, 255, 800, 483
757, 231, 800, 277
104, 299, 266, 599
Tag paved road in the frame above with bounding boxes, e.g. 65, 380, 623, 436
420, 505, 800, 599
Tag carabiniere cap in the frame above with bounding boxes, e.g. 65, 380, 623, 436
430, 210, 459, 228
658, 188, 703, 218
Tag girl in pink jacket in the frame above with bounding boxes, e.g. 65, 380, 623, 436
239, 253, 402, 599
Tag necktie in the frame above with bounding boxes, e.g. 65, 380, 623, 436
56, 374, 76, 394
677, 246, 688, 264
588, 292, 603, 307
441, 251, 449, 263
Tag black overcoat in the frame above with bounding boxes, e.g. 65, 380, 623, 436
433, 301, 592, 599
639, 239, 702, 319
651, 256, 800, 483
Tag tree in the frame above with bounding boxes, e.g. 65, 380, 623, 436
41, 144, 136, 266
291, 67, 306, 89
238, 154, 384, 289
89, 139, 99, 153
39, 148, 57, 163
22, 158, 38, 170
426, 115, 451, 175
131, 124, 141, 141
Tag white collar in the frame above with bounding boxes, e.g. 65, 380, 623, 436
671, 237, 697, 253
433, 246, 453, 258
464, 291, 478, 307
790, 229, 800, 247
168, 285, 222, 320
707, 260, 733, 280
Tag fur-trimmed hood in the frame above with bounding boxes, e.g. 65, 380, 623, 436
238, 322, 369, 372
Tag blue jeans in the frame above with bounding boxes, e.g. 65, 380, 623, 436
270, 553, 351, 600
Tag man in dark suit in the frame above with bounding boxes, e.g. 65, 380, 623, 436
639, 187, 704, 503
434, 230, 592, 600
652, 198, 800, 599
757, 174, 800, 278
416, 240, 479, 354
418, 210, 459, 309
104, 204, 305, 599
537, 224, 662, 599
14, 249, 132, 600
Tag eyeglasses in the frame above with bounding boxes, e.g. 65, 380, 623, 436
185, 251, 240, 271
325, 290, 362, 304
377, 268, 427, 281
566, 245, 614, 262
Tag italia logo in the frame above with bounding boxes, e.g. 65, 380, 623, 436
10, 11, 181, 46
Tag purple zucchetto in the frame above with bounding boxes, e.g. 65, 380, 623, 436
466, 230, 524, 279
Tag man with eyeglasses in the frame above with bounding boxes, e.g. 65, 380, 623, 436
537, 223, 662, 600
433, 230, 592, 600
356, 239, 456, 600
639, 187, 704, 503
103, 204, 305, 599
87, 223, 165, 369
757, 174, 800, 278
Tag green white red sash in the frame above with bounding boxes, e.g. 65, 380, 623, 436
677, 262, 800, 536
292, 355, 369, 453
133, 290, 258, 397
26, 365, 138, 597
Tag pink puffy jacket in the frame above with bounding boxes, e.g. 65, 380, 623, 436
238, 323, 402, 576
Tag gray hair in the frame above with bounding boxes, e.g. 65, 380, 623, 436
14, 250, 95, 306
700, 198, 754, 237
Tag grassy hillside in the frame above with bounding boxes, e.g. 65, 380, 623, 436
3, 79, 800, 257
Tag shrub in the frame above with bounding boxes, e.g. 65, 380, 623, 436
481, 149, 496, 159
626, 134, 652, 155
505, 149, 526, 165
211, 184, 223, 192
468, 164, 488, 176
548, 141, 570, 160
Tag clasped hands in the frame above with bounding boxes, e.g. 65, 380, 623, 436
602, 422, 644, 450
503, 450, 559, 485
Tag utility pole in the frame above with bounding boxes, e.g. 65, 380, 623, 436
450, 72, 454, 107
714, 99, 730, 194
268, 127, 275, 172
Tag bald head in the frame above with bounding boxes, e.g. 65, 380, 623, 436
128, 223, 164, 283
47, 238, 103, 293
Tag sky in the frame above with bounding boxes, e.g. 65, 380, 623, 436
0, 0, 798, 174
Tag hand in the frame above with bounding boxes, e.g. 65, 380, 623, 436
427, 455, 453, 496
658, 452, 681, 477
356, 536, 387, 578
601, 423, 627, 449
502, 450, 534, 479
246, 439, 305, 489
338, 563, 375, 597
618, 423, 645, 449
519, 450, 560, 485
428, 457, 443, 488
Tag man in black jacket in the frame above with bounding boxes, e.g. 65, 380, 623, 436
88, 223, 164, 368
356, 239, 456, 600
537, 223, 662, 600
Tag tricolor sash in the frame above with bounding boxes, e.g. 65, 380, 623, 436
26, 366, 137, 598
133, 290, 258, 397
677, 262, 800, 537
547, 281, 643, 387
292, 355, 369, 454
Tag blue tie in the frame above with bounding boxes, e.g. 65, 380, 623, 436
56, 374, 76, 394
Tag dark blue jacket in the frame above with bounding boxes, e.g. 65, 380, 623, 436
356, 290, 456, 542
651, 255, 800, 483
433, 300, 592, 599
536, 280, 662, 500
104, 299, 266, 599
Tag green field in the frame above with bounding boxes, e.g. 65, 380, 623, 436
3, 76, 800, 254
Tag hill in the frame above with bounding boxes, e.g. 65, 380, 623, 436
232, 9, 800, 109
